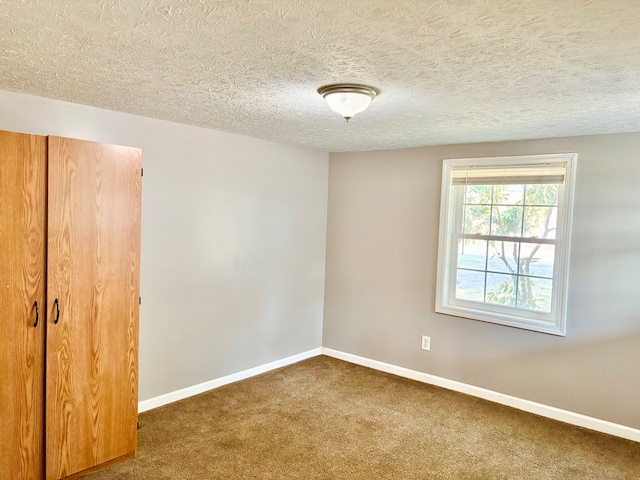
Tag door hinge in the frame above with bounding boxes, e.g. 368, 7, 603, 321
141, 168, 144, 177
139, 296, 142, 305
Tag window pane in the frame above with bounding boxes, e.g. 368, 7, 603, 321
525, 184, 558, 206
457, 239, 487, 270
465, 185, 492, 205
523, 206, 557, 239
438, 155, 575, 335
455, 269, 485, 302
463, 204, 490, 235
486, 273, 516, 307
487, 241, 518, 274
518, 277, 553, 312
490, 206, 523, 237
493, 184, 524, 205
519, 243, 555, 278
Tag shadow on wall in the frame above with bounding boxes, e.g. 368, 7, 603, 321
569, 239, 640, 336
435, 201, 640, 429
458, 327, 640, 430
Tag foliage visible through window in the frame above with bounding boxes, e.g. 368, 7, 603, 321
457, 183, 557, 312
436, 155, 577, 336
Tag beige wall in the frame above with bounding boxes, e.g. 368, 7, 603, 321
3, 88, 638, 430
0, 90, 329, 401
324, 133, 640, 429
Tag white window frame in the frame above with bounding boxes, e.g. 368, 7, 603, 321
435, 154, 577, 336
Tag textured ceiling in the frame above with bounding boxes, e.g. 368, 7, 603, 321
1, 0, 639, 152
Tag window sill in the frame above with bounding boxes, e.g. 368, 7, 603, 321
435, 302, 566, 336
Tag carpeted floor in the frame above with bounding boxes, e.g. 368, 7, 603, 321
88, 355, 640, 479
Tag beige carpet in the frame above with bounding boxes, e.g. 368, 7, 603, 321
88, 355, 640, 479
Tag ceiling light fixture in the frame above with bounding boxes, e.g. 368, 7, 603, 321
318, 84, 379, 122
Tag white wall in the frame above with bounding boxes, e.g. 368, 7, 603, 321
324, 133, 640, 430
0, 90, 329, 401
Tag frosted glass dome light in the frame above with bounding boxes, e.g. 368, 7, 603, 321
318, 84, 379, 122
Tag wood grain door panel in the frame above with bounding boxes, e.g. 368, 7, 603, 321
46, 137, 141, 480
0, 130, 46, 479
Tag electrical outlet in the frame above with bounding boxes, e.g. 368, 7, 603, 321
421, 335, 431, 351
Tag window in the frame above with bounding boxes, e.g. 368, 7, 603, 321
435, 154, 577, 335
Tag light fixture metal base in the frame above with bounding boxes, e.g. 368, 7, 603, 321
317, 83, 379, 99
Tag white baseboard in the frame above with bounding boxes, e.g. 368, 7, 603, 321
138, 347, 323, 413
322, 347, 640, 443
138, 345, 639, 443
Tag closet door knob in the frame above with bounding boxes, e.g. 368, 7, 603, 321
33, 301, 39, 327
54, 298, 60, 324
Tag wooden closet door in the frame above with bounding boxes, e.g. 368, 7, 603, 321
46, 137, 142, 479
0, 130, 46, 479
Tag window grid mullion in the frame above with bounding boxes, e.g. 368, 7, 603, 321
514, 242, 521, 308
484, 186, 496, 302
515, 185, 527, 307
483, 238, 490, 303
456, 266, 553, 281
464, 202, 556, 208
455, 233, 557, 246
